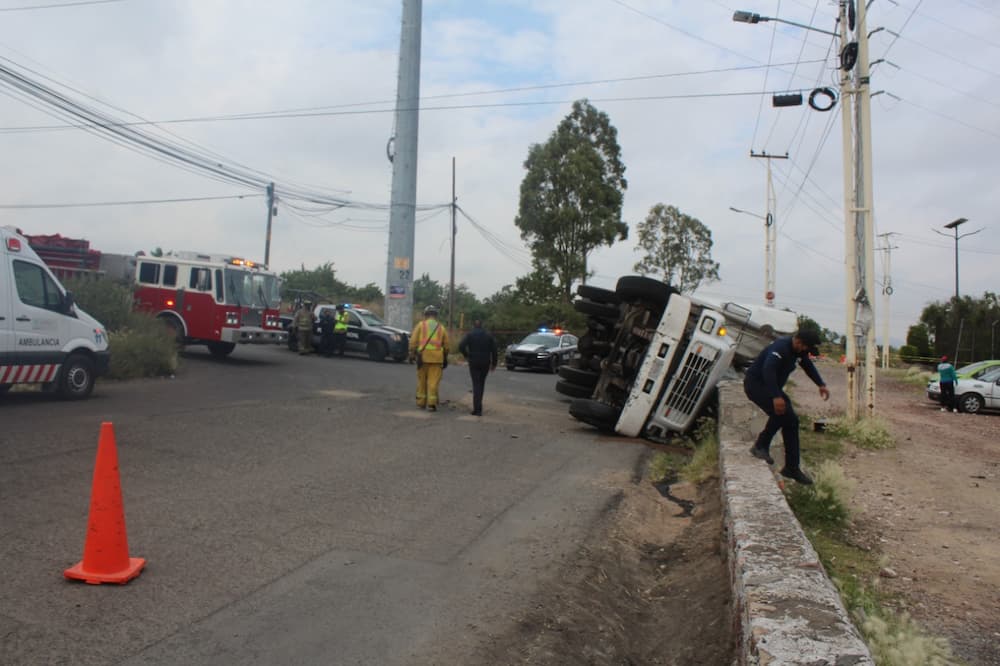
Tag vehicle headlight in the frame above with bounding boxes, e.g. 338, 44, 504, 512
225, 312, 240, 326
536, 351, 551, 358
392, 334, 401, 342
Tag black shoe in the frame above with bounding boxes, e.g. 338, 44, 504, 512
470, 410, 482, 416
428, 405, 437, 412
749, 446, 774, 465
780, 468, 813, 485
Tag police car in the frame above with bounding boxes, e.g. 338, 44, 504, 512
505, 328, 578, 373
1, 226, 110, 399
302, 304, 410, 362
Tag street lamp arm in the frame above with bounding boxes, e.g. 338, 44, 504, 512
957, 227, 986, 241
732, 10, 839, 37
729, 206, 766, 220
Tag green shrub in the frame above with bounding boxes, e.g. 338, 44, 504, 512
63, 278, 133, 332
827, 417, 895, 450
786, 460, 855, 529
107, 312, 178, 379
681, 418, 719, 483
898, 345, 919, 363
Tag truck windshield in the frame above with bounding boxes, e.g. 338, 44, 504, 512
222, 268, 279, 308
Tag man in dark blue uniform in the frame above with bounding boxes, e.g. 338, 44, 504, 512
458, 318, 498, 416
744, 328, 829, 485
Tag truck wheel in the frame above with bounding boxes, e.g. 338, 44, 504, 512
367, 339, 387, 361
574, 299, 620, 320
160, 315, 184, 346
208, 342, 236, 358
569, 399, 618, 432
616, 275, 676, 309
58, 354, 95, 400
556, 380, 592, 399
558, 365, 600, 388
576, 285, 620, 305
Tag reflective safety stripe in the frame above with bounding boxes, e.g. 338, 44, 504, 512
417, 321, 444, 350
0, 364, 61, 384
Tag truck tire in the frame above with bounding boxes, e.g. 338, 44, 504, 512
558, 365, 600, 388
576, 334, 611, 356
576, 285, 620, 305
58, 354, 95, 400
574, 299, 620, 320
367, 339, 387, 361
160, 315, 185, 346
208, 342, 236, 358
615, 275, 676, 309
556, 380, 592, 399
569, 399, 619, 433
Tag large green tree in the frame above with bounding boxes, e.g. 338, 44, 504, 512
632, 204, 720, 293
917, 292, 1000, 363
515, 99, 628, 300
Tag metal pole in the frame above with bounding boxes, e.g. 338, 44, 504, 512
264, 182, 274, 267
384, 0, 423, 330
839, 0, 859, 420
953, 229, 960, 301
991, 320, 998, 359
449, 156, 456, 332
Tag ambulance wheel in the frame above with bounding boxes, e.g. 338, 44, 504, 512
367, 339, 387, 361
0, 384, 11, 395
208, 342, 236, 358
569, 399, 618, 433
58, 354, 95, 400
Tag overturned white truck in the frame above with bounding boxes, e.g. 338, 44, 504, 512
557, 275, 796, 442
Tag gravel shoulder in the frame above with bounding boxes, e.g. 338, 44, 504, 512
793, 360, 1000, 665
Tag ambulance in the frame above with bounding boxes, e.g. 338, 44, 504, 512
1, 226, 110, 399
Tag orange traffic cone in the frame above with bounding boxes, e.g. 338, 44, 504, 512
64, 422, 146, 585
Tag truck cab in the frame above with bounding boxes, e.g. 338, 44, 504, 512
1, 226, 110, 399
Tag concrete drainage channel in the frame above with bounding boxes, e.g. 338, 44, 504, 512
715, 380, 874, 665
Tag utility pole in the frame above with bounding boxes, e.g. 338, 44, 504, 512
856, 0, 878, 418
839, 0, 860, 419
750, 150, 786, 306
877, 232, 899, 369
264, 182, 275, 267
449, 157, 456, 332
384, 0, 422, 330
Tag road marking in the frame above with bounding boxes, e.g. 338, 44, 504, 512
318, 389, 366, 399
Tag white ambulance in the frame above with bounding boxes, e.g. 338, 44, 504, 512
1, 226, 110, 399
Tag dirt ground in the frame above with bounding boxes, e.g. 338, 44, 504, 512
794, 360, 1000, 666
473, 452, 734, 665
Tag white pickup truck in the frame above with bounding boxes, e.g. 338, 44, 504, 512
557, 276, 788, 442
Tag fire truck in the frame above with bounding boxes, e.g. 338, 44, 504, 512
130, 251, 286, 357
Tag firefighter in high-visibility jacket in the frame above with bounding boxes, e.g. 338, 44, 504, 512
332, 304, 350, 356
409, 304, 450, 411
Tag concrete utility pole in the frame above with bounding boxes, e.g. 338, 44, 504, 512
750, 150, 787, 306
384, 0, 423, 330
264, 182, 275, 267
877, 232, 899, 369
839, 1, 860, 419
449, 157, 456, 332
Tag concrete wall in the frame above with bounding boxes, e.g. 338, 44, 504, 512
717, 380, 874, 665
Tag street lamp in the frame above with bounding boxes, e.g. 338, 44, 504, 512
992, 320, 999, 359
732, 10, 839, 36
729, 206, 776, 305
932, 217, 984, 301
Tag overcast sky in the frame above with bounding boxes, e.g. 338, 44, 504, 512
2, 0, 997, 344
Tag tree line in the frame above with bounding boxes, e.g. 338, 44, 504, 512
904, 292, 1000, 364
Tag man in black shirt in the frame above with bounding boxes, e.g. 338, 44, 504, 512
743, 329, 829, 485
458, 318, 498, 416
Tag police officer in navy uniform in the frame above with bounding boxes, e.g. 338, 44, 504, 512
743, 328, 829, 485
319, 308, 335, 357
458, 317, 498, 416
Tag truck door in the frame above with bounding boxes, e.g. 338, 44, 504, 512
10, 258, 72, 363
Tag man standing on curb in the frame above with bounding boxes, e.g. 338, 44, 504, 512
458, 318, 498, 416
743, 328, 829, 485
937, 355, 958, 413
409, 305, 449, 412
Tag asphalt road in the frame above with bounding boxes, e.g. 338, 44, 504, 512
0, 345, 642, 665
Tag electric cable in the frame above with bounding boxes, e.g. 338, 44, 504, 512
749, 0, 781, 151
0, 0, 123, 11
0, 193, 262, 209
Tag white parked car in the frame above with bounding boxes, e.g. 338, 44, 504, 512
927, 366, 1000, 414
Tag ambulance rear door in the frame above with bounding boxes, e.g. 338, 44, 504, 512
0, 247, 12, 362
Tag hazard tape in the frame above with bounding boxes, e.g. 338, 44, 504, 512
0, 364, 61, 384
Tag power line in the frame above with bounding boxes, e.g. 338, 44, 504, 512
749, 0, 781, 150
0, 193, 262, 209
0, 0, 123, 11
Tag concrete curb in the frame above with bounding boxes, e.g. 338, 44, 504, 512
717, 380, 874, 665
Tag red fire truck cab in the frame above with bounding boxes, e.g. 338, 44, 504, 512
132, 252, 286, 357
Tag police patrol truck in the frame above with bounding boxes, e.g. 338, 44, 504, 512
0, 226, 110, 399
